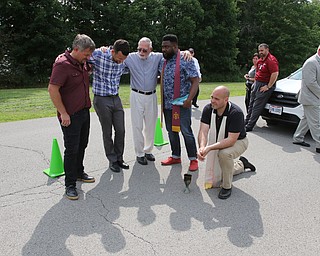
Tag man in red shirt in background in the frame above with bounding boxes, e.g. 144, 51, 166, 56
245, 43, 279, 132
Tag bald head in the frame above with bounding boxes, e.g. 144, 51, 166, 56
213, 86, 230, 98
211, 86, 230, 112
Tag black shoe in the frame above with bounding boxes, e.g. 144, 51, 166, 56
145, 153, 155, 161
77, 173, 95, 183
65, 185, 79, 200
137, 156, 148, 165
218, 187, 232, 199
316, 148, 320, 153
293, 141, 310, 147
110, 162, 121, 173
245, 126, 253, 132
239, 156, 256, 172
118, 160, 129, 169
193, 103, 199, 108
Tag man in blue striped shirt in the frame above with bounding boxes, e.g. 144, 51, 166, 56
90, 39, 130, 173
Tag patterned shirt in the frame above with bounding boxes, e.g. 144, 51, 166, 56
90, 49, 127, 96
159, 52, 198, 110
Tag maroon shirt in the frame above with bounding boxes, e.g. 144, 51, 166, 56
255, 53, 279, 83
50, 51, 91, 117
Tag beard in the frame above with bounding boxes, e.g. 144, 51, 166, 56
163, 51, 175, 60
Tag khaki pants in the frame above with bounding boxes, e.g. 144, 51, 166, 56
218, 137, 249, 189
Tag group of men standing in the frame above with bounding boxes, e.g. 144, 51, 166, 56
54, 33, 320, 202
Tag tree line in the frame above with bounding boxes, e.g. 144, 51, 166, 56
1, 0, 320, 87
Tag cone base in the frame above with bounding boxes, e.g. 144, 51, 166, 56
43, 168, 65, 178
154, 141, 169, 146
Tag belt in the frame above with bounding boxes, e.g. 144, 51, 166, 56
132, 88, 156, 95
95, 94, 118, 97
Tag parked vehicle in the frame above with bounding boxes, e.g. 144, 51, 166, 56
261, 68, 304, 125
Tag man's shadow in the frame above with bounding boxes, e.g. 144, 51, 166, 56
205, 185, 263, 247
22, 170, 126, 255
162, 165, 216, 231
119, 161, 164, 226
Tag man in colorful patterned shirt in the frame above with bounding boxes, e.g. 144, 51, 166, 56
159, 34, 200, 171
90, 39, 130, 173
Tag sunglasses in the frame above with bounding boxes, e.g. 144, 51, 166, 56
137, 48, 148, 53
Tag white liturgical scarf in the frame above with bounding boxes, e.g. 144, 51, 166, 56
204, 102, 230, 189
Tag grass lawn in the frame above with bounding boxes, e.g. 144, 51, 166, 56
0, 82, 245, 123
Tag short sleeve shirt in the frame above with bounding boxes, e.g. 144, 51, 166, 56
201, 102, 246, 140
159, 52, 199, 110
255, 53, 279, 83
49, 51, 91, 116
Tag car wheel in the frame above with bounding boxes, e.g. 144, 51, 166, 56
266, 119, 278, 126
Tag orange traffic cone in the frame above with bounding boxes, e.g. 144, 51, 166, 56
43, 138, 65, 178
154, 117, 169, 146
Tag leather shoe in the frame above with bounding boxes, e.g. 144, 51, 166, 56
77, 173, 95, 183
110, 162, 120, 173
245, 126, 253, 132
118, 160, 129, 169
316, 148, 320, 153
293, 141, 310, 147
193, 103, 199, 108
137, 156, 148, 165
145, 153, 155, 161
65, 185, 79, 200
218, 187, 232, 199
239, 156, 256, 172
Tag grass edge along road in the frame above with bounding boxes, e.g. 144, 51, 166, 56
0, 82, 244, 123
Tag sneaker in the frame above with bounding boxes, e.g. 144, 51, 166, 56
65, 185, 79, 200
239, 156, 256, 172
161, 157, 181, 165
189, 159, 198, 172
77, 173, 95, 183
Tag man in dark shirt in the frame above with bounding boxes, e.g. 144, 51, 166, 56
198, 86, 255, 199
48, 34, 96, 200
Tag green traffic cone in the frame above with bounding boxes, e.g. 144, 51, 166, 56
43, 138, 65, 178
154, 117, 169, 146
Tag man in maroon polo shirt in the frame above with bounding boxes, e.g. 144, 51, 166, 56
48, 34, 96, 200
245, 43, 279, 132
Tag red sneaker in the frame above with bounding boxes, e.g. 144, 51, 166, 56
161, 157, 181, 165
189, 159, 198, 172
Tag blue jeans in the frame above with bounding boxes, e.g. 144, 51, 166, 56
61, 108, 90, 187
164, 108, 197, 160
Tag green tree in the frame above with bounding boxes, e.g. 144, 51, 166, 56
197, 0, 239, 81
0, 0, 70, 86
237, 0, 320, 77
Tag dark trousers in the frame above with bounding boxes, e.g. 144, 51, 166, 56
61, 108, 90, 187
164, 108, 197, 159
245, 83, 253, 113
245, 81, 275, 129
192, 88, 200, 106
93, 95, 125, 163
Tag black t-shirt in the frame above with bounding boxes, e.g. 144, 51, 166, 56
200, 102, 246, 140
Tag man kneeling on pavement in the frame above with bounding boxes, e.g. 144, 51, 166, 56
198, 86, 255, 199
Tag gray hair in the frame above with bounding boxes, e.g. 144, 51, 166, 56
72, 34, 95, 52
138, 37, 152, 48
258, 43, 269, 49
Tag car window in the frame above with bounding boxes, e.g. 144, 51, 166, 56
288, 68, 302, 80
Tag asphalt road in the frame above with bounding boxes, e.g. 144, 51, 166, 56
1, 96, 319, 256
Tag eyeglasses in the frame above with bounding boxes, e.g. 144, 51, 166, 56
137, 48, 148, 53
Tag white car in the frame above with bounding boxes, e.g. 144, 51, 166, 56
261, 68, 304, 125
